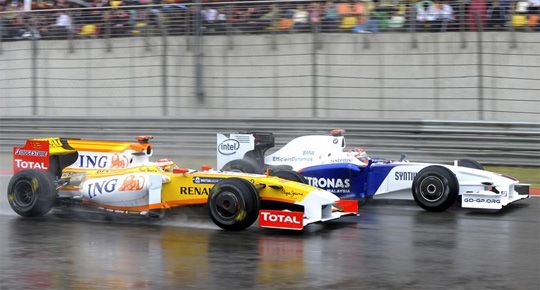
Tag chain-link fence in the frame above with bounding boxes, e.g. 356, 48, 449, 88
0, 0, 539, 121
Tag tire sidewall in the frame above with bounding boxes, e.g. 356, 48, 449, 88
412, 166, 459, 212
222, 159, 262, 174
7, 170, 57, 217
208, 178, 259, 230
271, 169, 307, 184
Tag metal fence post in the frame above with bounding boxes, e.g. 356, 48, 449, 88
186, 5, 192, 51
0, 19, 3, 55
311, 22, 319, 118
474, 12, 484, 121
459, 0, 466, 48
105, 15, 112, 52
143, 8, 151, 52
408, 4, 418, 49
508, 9, 517, 49
67, 12, 74, 53
225, 4, 234, 50
270, 23, 277, 50
158, 12, 168, 116
194, 0, 204, 101
361, 13, 370, 50
31, 26, 38, 116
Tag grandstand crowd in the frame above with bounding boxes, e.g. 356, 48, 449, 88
0, 0, 539, 40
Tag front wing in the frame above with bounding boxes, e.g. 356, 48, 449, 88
258, 200, 358, 230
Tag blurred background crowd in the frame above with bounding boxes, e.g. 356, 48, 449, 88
0, 0, 539, 40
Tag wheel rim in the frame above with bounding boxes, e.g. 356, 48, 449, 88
213, 191, 241, 221
12, 179, 36, 209
419, 176, 445, 202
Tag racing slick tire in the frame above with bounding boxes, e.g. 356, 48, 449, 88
456, 159, 484, 170
221, 159, 262, 174
412, 166, 459, 212
7, 169, 57, 217
208, 178, 260, 231
270, 169, 307, 184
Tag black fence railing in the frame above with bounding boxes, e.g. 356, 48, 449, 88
0, 1, 539, 121
0, 0, 539, 41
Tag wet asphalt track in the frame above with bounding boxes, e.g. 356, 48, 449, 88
0, 175, 539, 290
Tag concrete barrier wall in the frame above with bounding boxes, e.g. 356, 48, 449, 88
0, 32, 538, 122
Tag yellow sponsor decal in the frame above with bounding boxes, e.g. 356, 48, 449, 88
31, 178, 39, 192
235, 209, 247, 221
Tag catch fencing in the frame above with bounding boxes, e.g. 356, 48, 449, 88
0, 1, 539, 121
0, 117, 539, 166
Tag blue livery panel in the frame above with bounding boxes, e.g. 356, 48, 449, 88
299, 162, 401, 199
365, 164, 399, 197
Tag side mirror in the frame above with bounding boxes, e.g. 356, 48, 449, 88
399, 153, 408, 162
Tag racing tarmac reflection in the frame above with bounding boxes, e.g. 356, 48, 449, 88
0, 191, 538, 289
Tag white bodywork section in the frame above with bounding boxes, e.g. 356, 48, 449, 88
217, 133, 363, 171
217, 133, 256, 170
297, 189, 352, 226
217, 133, 530, 210
59, 171, 163, 209
265, 135, 364, 171
67, 149, 154, 170
373, 162, 529, 209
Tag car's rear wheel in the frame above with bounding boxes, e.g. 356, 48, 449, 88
412, 166, 459, 212
7, 170, 57, 217
271, 169, 307, 184
208, 178, 260, 231
221, 159, 262, 174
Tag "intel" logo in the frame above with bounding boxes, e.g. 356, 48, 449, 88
218, 139, 240, 155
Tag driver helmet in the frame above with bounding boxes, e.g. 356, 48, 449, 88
349, 147, 369, 164
156, 158, 175, 171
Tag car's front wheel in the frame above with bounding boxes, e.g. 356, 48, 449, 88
412, 166, 459, 212
208, 178, 260, 231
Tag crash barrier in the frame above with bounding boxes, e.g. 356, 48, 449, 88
0, 1, 540, 122
0, 117, 538, 167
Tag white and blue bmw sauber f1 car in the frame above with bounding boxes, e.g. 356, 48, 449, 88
217, 130, 530, 212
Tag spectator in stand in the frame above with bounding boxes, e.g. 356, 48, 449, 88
293, 4, 309, 32
0, 0, 7, 38
416, 1, 438, 30
308, 2, 322, 32
202, 5, 218, 33
529, 0, 540, 13
468, 0, 487, 31
336, 0, 351, 17
352, 0, 369, 26
215, 7, 227, 33
259, 3, 280, 30
244, 6, 260, 33
48, 10, 73, 38
32, 0, 54, 10
528, 0, 540, 29
487, 0, 507, 29
322, 0, 340, 31
110, 3, 130, 36
3, 2, 26, 39
437, 1, 455, 32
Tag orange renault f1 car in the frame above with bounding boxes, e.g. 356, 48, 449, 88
7, 136, 357, 231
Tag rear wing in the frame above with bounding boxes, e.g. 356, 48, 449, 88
12, 138, 78, 175
13, 140, 50, 174
12, 136, 155, 175
217, 132, 275, 170
217, 133, 256, 169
